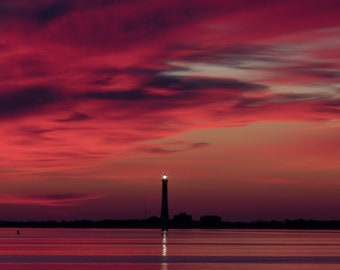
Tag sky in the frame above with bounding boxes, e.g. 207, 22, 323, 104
1, 0, 340, 221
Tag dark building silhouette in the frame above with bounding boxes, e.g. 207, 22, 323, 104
200, 215, 222, 227
160, 173, 169, 227
173, 212, 192, 223
173, 212, 193, 227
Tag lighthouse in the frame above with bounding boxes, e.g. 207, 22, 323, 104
161, 173, 169, 228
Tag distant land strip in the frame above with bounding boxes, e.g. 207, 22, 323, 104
2, 217, 340, 229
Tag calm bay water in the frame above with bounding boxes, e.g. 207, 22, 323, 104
0, 228, 340, 269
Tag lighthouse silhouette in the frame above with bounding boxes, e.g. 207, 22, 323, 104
161, 173, 169, 230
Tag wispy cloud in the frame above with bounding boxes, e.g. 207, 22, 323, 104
0, 193, 102, 207
136, 141, 210, 154
0, 0, 340, 220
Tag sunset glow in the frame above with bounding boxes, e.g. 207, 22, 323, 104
1, 0, 340, 221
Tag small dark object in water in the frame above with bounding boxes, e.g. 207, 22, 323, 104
17, 230, 20, 235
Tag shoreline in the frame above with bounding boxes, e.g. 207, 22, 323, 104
2, 219, 340, 230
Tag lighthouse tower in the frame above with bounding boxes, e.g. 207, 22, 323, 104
161, 173, 169, 226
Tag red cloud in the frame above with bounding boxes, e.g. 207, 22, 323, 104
0, 193, 102, 207
0, 0, 340, 220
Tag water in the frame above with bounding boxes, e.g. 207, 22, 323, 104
0, 228, 340, 269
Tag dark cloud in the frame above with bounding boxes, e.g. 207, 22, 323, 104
8, 0, 239, 50
0, 86, 62, 118
122, 3, 202, 37
5, 193, 102, 206
147, 76, 266, 91
298, 68, 340, 79
80, 71, 268, 115
317, 99, 340, 114
15, 55, 50, 77
19, 126, 69, 136
232, 97, 266, 109
32, 1, 205, 49
0, 2, 20, 17
172, 44, 278, 66
0, 1, 73, 24
90, 66, 157, 76
90, 77, 113, 86
232, 92, 333, 111
34, 1, 74, 25
84, 89, 151, 101
20, 127, 52, 135
191, 142, 210, 149
33, 193, 94, 200
137, 141, 210, 154
88, 67, 158, 86
138, 147, 176, 154
29, 150, 110, 163
57, 112, 91, 122
89, 67, 160, 86
318, 71, 340, 79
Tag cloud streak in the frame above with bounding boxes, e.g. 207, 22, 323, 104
0, 0, 340, 220
0, 193, 102, 207
0, 86, 62, 118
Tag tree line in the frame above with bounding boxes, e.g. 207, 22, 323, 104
1, 213, 340, 229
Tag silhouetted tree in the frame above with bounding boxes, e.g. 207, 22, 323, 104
172, 212, 193, 227
200, 215, 222, 227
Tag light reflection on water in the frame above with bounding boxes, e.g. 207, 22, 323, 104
0, 229, 340, 269
162, 230, 168, 270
